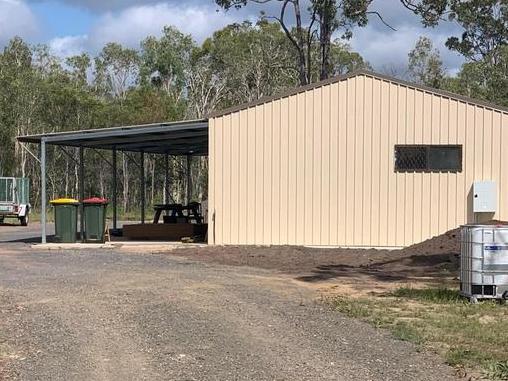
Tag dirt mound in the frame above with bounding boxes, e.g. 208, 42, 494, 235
401, 228, 460, 257
167, 221, 505, 289
169, 228, 469, 286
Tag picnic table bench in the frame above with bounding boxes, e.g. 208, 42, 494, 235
152, 203, 203, 224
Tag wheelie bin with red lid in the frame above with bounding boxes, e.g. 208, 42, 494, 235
83, 197, 108, 243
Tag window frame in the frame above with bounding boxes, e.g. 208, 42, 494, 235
394, 144, 463, 173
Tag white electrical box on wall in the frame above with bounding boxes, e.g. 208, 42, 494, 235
473, 181, 497, 213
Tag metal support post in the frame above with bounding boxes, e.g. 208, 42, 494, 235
140, 151, 145, 224
186, 155, 192, 204
79, 146, 84, 241
164, 153, 170, 208
41, 139, 47, 244
112, 147, 117, 230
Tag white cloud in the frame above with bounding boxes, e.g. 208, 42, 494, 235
351, 23, 464, 75
0, 0, 39, 45
46, 2, 242, 58
88, 2, 238, 49
49, 34, 88, 57
27, 0, 167, 12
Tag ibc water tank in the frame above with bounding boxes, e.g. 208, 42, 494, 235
460, 225, 508, 303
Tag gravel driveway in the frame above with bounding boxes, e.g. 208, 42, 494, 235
0, 245, 458, 381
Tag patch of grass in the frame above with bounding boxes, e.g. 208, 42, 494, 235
445, 347, 488, 368
28, 212, 53, 223
392, 287, 463, 303
485, 361, 508, 381
332, 287, 508, 379
333, 297, 373, 318
391, 322, 424, 345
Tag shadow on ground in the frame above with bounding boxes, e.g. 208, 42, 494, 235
295, 253, 458, 283
1, 235, 55, 244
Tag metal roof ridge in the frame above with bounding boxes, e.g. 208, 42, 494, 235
207, 69, 508, 118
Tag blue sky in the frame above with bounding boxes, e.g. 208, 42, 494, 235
31, 1, 95, 37
0, 0, 465, 74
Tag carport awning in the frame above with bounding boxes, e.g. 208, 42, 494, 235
17, 119, 209, 156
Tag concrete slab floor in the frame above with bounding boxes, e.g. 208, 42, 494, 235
31, 241, 207, 251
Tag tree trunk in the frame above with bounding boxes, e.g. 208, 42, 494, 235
74, 152, 79, 199
151, 156, 156, 205
64, 158, 69, 196
122, 153, 129, 212
319, 0, 333, 81
293, 0, 309, 85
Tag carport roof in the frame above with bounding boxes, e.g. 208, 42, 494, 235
17, 119, 209, 156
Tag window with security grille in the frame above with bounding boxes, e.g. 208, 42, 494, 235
395, 145, 462, 172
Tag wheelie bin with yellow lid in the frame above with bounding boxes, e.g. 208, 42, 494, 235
50, 198, 79, 243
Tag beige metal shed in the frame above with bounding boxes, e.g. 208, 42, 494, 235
208, 70, 508, 248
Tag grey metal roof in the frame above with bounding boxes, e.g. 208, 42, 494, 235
17, 119, 209, 156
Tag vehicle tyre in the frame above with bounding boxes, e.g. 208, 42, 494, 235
20, 213, 29, 227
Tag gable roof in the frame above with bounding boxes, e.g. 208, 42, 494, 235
208, 70, 508, 118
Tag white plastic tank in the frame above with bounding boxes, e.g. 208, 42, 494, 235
460, 224, 508, 302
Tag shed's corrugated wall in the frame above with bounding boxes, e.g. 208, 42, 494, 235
208, 74, 508, 247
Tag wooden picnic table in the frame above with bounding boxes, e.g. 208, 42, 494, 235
152, 203, 203, 224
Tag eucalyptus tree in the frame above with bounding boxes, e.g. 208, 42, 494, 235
66, 53, 92, 87
317, 40, 370, 78
94, 43, 140, 100
186, 49, 227, 119
201, 21, 299, 106
140, 26, 195, 102
443, 46, 508, 107
0, 37, 42, 177
443, 1, 507, 106
215, 0, 367, 84
397, 1, 508, 106
443, 0, 507, 64
408, 36, 445, 88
